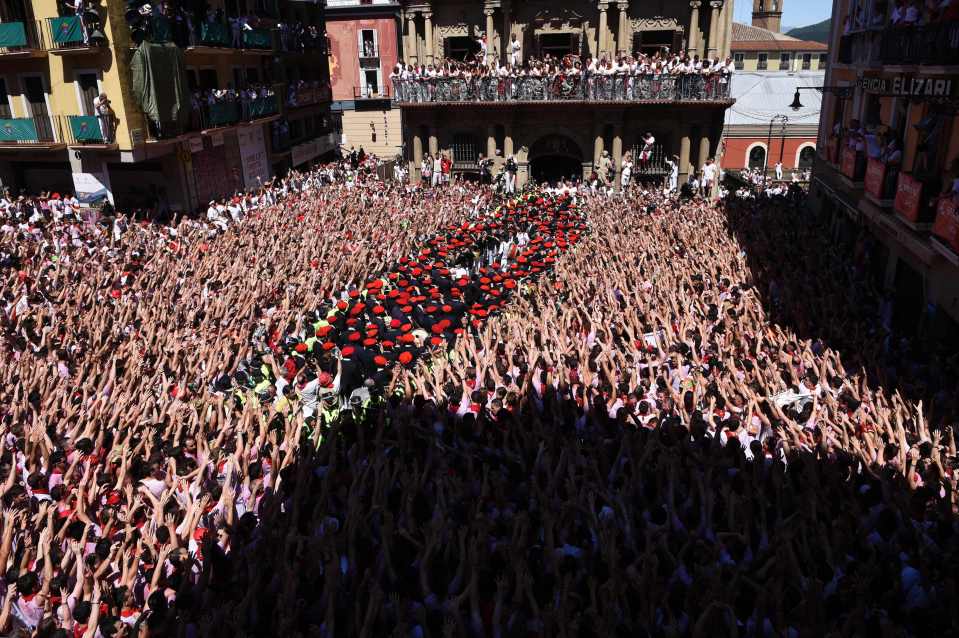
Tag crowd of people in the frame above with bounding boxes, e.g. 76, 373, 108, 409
188, 84, 278, 129
390, 48, 734, 103
1, 151, 958, 637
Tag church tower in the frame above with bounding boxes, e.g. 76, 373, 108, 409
752, 0, 783, 32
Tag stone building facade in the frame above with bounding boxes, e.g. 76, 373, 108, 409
394, 0, 735, 186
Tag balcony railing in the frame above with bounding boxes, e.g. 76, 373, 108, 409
393, 74, 732, 105
880, 21, 959, 66
66, 115, 113, 144
287, 82, 331, 108
0, 115, 60, 144
0, 20, 48, 54
354, 86, 391, 100
46, 15, 107, 51
140, 94, 280, 141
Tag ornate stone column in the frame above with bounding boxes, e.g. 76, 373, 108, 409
487, 125, 497, 159
423, 10, 434, 64
612, 122, 624, 190
504, 123, 514, 157
485, 8, 496, 64
598, 1, 609, 60
412, 133, 423, 181
687, 1, 701, 57
617, 1, 630, 57
501, 0, 511, 65
698, 135, 711, 170
707, 0, 722, 58
679, 132, 691, 182
406, 13, 418, 64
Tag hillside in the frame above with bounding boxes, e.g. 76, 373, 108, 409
787, 19, 831, 43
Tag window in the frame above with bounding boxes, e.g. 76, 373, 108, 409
452, 133, 479, 165
362, 69, 379, 97
0, 79, 10, 118
748, 145, 767, 170
444, 36, 481, 62
757, 53, 768, 70
733, 53, 744, 70
245, 67, 260, 84
801, 53, 812, 70
76, 72, 98, 115
798, 146, 816, 169
199, 69, 218, 90
779, 52, 791, 70
360, 29, 377, 57
632, 30, 675, 56
537, 32, 577, 58
818, 53, 827, 69
186, 68, 198, 91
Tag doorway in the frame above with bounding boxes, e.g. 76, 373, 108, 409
892, 258, 924, 336
530, 155, 582, 185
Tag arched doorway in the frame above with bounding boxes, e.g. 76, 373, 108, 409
748, 145, 766, 170
528, 134, 583, 185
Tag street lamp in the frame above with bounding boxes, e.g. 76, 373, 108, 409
790, 85, 855, 111
763, 114, 788, 189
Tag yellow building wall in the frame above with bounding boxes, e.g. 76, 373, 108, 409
341, 108, 403, 159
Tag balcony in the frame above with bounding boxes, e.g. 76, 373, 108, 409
65, 115, 116, 147
880, 21, 959, 66
893, 172, 938, 229
46, 14, 107, 54
392, 74, 733, 106
836, 30, 882, 66
0, 20, 48, 57
863, 157, 898, 205
287, 82, 332, 108
0, 115, 68, 149
136, 94, 280, 143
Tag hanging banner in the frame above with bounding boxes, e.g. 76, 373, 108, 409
237, 125, 271, 190
72, 171, 113, 205
894, 172, 923, 222
0, 22, 27, 48
932, 197, 959, 254
189, 136, 204, 153
51, 16, 84, 44
864, 158, 886, 199
840, 146, 857, 179
0, 118, 39, 142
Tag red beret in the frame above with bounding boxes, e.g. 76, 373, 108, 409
374, 355, 388, 366
398, 351, 413, 365
341, 346, 355, 357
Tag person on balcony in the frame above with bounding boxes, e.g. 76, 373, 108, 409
775, 161, 784, 181
505, 155, 517, 194
621, 152, 633, 191
93, 93, 115, 144
639, 132, 656, 172
880, 136, 903, 196
509, 33, 521, 66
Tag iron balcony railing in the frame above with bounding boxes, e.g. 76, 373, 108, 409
65, 114, 113, 144
880, 21, 959, 66
392, 74, 732, 104
46, 14, 107, 51
0, 114, 60, 144
0, 20, 48, 54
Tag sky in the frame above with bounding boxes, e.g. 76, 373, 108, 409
732, 0, 834, 31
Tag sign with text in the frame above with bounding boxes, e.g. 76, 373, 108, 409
840, 146, 858, 179
932, 196, 959, 253
857, 75, 955, 98
864, 158, 887, 199
237, 125, 271, 190
894, 172, 923, 222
